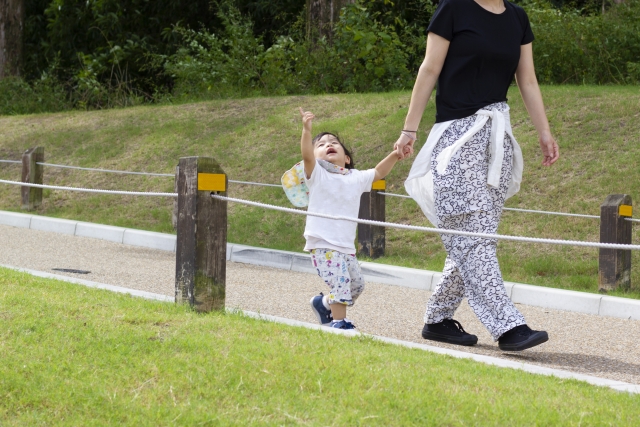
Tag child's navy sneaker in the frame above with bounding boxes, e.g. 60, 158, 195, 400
310, 293, 333, 325
329, 319, 356, 330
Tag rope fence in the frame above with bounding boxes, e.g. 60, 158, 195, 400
375, 191, 640, 223
36, 162, 175, 177
2, 176, 636, 250
1, 150, 637, 309
378, 191, 615, 220
0, 179, 177, 197
28, 160, 283, 188
212, 194, 640, 251
228, 180, 281, 188
3, 155, 637, 222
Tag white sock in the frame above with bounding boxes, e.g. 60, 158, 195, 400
322, 295, 331, 310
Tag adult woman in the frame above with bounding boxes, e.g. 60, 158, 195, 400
395, 0, 559, 351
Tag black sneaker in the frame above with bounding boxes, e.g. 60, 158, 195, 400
498, 324, 548, 351
421, 319, 478, 346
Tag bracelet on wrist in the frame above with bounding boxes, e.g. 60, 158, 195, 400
402, 129, 417, 133
401, 131, 417, 141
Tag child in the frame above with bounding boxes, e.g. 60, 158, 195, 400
295, 107, 404, 329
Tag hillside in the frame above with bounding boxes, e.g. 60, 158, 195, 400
1, 86, 639, 297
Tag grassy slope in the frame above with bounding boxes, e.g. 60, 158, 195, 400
1, 86, 639, 298
1, 268, 639, 426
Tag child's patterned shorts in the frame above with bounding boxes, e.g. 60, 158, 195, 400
310, 249, 365, 306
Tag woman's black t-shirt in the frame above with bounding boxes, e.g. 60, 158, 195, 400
427, 0, 534, 123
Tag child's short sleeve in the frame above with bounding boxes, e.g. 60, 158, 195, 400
427, 0, 455, 41
305, 159, 323, 189
358, 169, 377, 194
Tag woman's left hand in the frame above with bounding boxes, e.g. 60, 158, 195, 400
539, 133, 559, 166
394, 133, 415, 160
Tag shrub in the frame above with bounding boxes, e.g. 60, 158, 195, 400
161, 0, 416, 98
0, 75, 71, 116
314, 1, 413, 92
527, 0, 640, 84
159, 3, 289, 101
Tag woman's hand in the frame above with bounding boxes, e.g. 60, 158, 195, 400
515, 44, 559, 167
394, 133, 415, 160
539, 132, 559, 166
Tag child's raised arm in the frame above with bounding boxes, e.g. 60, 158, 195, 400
374, 150, 403, 182
299, 107, 316, 178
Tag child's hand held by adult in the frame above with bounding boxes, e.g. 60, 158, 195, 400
402, 144, 413, 159
394, 132, 415, 160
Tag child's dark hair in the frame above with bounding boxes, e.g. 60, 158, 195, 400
311, 132, 355, 169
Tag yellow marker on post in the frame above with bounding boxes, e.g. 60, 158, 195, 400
372, 180, 386, 191
619, 205, 633, 217
198, 173, 226, 192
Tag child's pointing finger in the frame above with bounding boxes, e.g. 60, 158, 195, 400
299, 107, 314, 121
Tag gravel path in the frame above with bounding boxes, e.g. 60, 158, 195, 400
1, 224, 639, 385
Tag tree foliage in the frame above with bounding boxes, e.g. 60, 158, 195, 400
24, 0, 221, 98
3, 0, 639, 115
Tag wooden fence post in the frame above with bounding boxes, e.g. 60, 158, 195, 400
175, 157, 228, 312
357, 180, 386, 259
172, 165, 179, 230
21, 146, 44, 211
599, 194, 632, 292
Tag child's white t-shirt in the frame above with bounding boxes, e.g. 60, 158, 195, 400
303, 160, 376, 254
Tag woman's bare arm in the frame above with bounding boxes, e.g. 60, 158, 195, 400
394, 32, 450, 159
515, 43, 559, 166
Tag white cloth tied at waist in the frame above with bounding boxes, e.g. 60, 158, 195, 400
435, 108, 506, 188
404, 104, 524, 226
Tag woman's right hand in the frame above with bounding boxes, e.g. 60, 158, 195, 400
539, 132, 559, 166
394, 133, 415, 160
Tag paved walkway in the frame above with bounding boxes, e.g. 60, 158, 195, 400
1, 224, 639, 385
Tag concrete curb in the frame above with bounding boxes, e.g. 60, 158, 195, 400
2, 210, 639, 321
2, 261, 638, 395
0, 263, 174, 302
0, 210, 177, 252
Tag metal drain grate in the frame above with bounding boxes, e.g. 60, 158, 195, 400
52, 268, 91, 274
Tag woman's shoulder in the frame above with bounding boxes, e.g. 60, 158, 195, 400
505, 1, 532, 30
505, 1, 529, 18
437, 0, 465, 9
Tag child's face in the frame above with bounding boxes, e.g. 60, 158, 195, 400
313, 134, 351, 168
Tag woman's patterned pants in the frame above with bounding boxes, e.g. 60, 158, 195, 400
425, 102, 527, 340
311, 249, 365, 306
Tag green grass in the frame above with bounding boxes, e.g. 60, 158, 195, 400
1, 87, 640, 298
1, 267, 639, 426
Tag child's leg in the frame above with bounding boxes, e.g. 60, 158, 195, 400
330, 303, 347, 321
311, 249, 358, 321
345, 254, 365, 302
330, 254, 366, 321
329, 254, 366, 321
